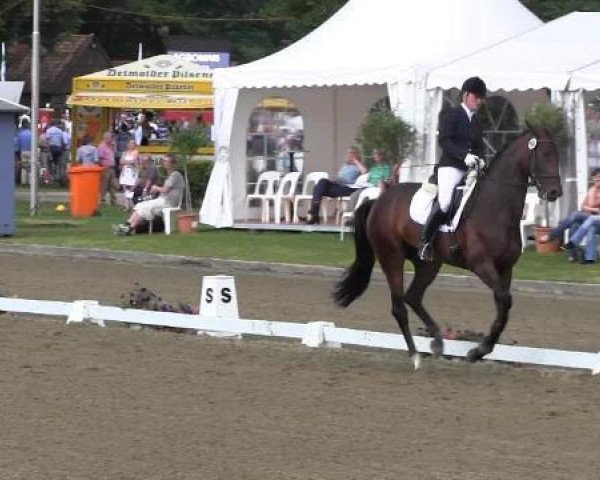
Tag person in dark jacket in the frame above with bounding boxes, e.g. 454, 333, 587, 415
417, 76, 487, 261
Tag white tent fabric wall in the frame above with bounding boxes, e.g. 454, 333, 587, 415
205, 0, 541, 226
214, 84, 388, 224
200, 87, 238, 227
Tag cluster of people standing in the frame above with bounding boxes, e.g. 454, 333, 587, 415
14, 114, 71, 187
76, 130, 161, 211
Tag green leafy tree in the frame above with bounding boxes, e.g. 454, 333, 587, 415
356, 107, 416, 164
0, 0, 85, 48
169, 126, 210, 211
520, 0, 600, 21
523, 103, 569, 146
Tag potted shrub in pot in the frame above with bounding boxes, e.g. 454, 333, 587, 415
523, 103, 569, 253
168, 125, 210, 233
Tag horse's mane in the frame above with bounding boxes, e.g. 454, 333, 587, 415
486, 129, 529, 173
461, 129, 536, 221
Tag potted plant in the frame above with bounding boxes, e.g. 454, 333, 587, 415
356, 102, 417, 180
168, 125, 210, 233
523, 103, 568, 253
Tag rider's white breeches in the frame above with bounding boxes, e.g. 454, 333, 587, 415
437, 166, 465, 213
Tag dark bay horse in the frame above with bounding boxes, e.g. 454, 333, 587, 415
334, 128, 562, 368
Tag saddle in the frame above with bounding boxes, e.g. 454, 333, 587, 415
409, 171, 478, 233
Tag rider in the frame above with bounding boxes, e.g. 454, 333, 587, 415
417, 76, 487, 261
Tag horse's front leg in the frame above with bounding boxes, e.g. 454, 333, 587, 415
467, 263, 513, 362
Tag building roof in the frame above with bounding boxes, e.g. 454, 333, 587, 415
6, 34, 112, 94
0, 97, 28, 113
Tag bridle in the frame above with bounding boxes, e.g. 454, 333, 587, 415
526, 136, 560, 189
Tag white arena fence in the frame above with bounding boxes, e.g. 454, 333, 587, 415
1, 296, 599, 375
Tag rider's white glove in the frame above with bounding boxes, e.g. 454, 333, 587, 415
464, 153, 485, 169
464, 153, 479, 168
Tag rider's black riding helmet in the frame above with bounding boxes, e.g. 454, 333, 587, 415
461, 76, 487, 99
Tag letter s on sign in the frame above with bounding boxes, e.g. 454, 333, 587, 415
221, 287, 231, 303
205, 287, 213, 303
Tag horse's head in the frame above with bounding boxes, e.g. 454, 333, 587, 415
522, 127, 562, 202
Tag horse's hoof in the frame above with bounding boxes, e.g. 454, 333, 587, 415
466, 347, 483, 363
431, 337, 444, 357
411, 354, 421, 371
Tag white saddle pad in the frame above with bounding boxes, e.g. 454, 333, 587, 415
409, 181, 477, 233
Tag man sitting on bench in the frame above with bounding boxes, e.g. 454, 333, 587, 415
113, 155, 184, 235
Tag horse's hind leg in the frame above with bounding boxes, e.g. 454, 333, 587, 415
467, 264, 513, 362
377, 246, 420, 369
405, 259, 444, 356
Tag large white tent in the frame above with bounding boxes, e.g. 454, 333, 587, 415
427, 12, 600, 210
201, 0, 541, 226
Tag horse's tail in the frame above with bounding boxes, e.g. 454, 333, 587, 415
333, 199, 376, 307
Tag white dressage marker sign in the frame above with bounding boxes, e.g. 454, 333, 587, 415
200, 275, 239, 318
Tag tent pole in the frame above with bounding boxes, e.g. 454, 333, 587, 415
29, 0, 40, 216
573, 90, 588, 208
332, 86, 338, 166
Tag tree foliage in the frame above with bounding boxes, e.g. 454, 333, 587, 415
0, 0, 85, 48
169, 125, 211, 210
520, 0, 600, 21
356, 107, 416, 163
524, 103, 569, 146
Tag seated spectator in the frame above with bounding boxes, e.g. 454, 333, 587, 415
132, 154, 160, 205
562, 214, 600, 264
539, 168, 600, 248
113, 156, 184, 235
76, 136, 99, 165
305, 146, 367, 224
345, 149, 392, 212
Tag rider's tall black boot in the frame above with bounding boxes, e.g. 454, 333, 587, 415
417, 200, 447, 262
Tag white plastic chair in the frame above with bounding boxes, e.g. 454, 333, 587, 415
335, 173, 371, 224
292, 171, 329, 223
163, 200, 183, 235
264, 171, 301, 223
520, 192, 540, 251
340, 187, 380, 241
149, 197, 182, 235
245, 171, 281, 223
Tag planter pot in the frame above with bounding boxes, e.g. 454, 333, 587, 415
177, 212, 198, 234
534, 225, 559, 254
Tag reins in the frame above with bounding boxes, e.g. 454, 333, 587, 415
460, 133, 558, 222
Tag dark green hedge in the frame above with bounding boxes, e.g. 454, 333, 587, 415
186, 161, 213, 208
